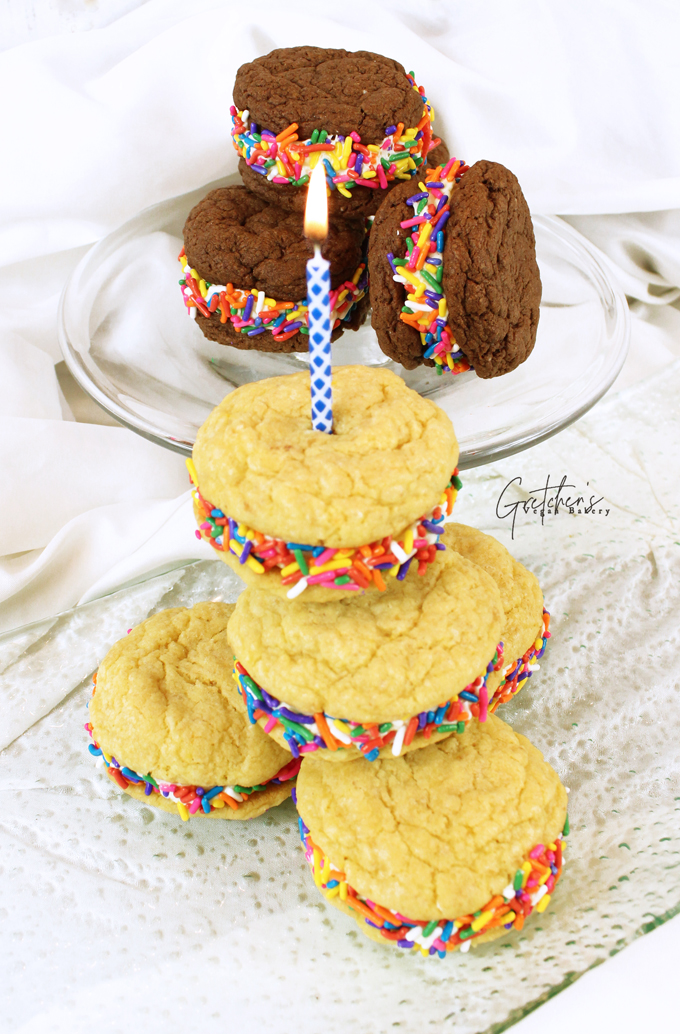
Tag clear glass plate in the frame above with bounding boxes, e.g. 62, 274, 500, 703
2, 538, 678, 1032
58, 176, 629, 468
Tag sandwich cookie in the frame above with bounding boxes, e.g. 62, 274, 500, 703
180, 185, 368, 352
228, 547, 505, 762
369, 159, 542, 377
232, 47, 443, 218
85, 603, 298, 821
190, 366, 459, 601
295, 715, 568, 956
441, 524, 550, 709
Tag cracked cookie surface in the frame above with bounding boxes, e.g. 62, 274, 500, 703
441, 523, 544, 695
192, 366, 458, 547
296, 714, 567, 920
228, 547, 503, 722
89, 602, 290, 788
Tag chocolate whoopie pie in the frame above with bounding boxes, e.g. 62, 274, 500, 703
231, 46, 445, 218
369, 159, 542, 378
179, 185, 369, 352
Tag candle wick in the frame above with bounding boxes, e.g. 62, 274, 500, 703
314, 243, 322, 258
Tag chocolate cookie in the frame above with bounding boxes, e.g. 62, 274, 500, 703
369, 159, 542, 378
231, 47, 443, 217
179, 186, 368, 352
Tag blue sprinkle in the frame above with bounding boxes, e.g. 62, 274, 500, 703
327, 879, 339, 889
204, 786, 224, 801
365, 748, 380, 762
210, 508, 224, 518
312, 546, 326, 557
88, 744, 102, 757
434, 703, 448, 724
202, 797, 212, 813
121, 767, 142, 783
441, 921, 454, 941
459, 690, 478, 703
427, 711, 435, 724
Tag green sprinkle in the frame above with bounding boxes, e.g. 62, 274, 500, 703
264, 159, 276, 168
413, 155, 423, 166
252, 133, 261, 142
416, 198, 428, 216
456, 720, 466, 734
458, 926, 475, 940
242, 675, 262, 699
380, 157, 391, 170
350, 725, 365, 738
334, 575, 351, 585
437, 723, 458, 733
422, 920, 438, 937
299, 327, 309, 334
230, 306, 238, 315
293, 175, 310, 187
435, 264, 443, 282
400, 139, 417, 148
563, 814, 570, 837
435, 365, 443, 376
378, 723, 393, 734
210, 525, 221, 538
513, 869, 524, 891
406, 238, 414, 254
293, 549, 309, 576
311, 129, 319, 144
392, 150, 411, 162
401, 307, 414, 314
179, 279, 186, 285
144, 773, 159, 788
393, 257, 408, 266
319, 130, 328, 143
452, 475, 463, 491
420, 269, 442, 293
278, 717, 314, 742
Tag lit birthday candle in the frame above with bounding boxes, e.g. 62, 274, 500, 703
304, 160, 333, 433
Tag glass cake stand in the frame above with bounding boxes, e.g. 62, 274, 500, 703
58, 176, 629, 468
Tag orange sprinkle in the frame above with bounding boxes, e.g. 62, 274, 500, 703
372, 569, 386, 592
275, 122, 299, 142
314, 713, 339, 752
218, 793, 240, 811
393, 121, 404, 144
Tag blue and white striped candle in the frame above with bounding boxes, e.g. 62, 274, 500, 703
304, 160, 333, 433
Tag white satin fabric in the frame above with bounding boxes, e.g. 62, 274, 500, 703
1, 0, 679, 633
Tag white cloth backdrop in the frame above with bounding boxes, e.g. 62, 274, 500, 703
2, 0, 680, 634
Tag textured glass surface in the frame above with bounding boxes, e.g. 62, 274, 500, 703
57, 177, 629, 467
2, 520, 679, 1032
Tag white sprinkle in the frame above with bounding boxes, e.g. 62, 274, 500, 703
223, 787, 244, 803
391, 541, 410, 564
391, 724, 407, 756
530, 885, 548, 907
255, 290, 265, 315
502, 883, 515, 902
189, 307, 196, 319
460, 940, 471, 953
206, 284, 226, 302
529, 663, 541, 672
286, 577, 309, 599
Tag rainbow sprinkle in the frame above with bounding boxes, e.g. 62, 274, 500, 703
189, 458, 461, 598
389, 156, 472, 375
178, 250, 368, 345
230, 73, 439, 199
85, 679, 300, 821
232, 642, 505, 761
295, 790, 568, 958
489, 609, 551, 713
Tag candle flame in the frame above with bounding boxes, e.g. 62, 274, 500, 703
304, 160, 328, 241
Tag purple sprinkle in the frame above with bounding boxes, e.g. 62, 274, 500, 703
365, 920, 381, 929
281, 320, 303, 333
287, 737, 300, 759
240, 540, 253, 564
433, 210, 450, 235
260, 686, 280, 711
418, 712, 428, 731
427, 181, 444, 188
421, 519, 442, 534
435, 542, 446, 551
250, 122, 257, 133
387, 252, 397, 273
385, 124, 396, 135
228, 517, 237, 537
195, 787, 205, 796
243, 294, 255, 321
110, 757, 119, 768
396, 556, 413, 581
373, 561, 394, 570
144, 782, 153, 796
249, 164, 267, 176
279, 706, 314, 724
407, 191, 428, 205
247, 327, 266, 335
313, 735, 326, 747
435, 194, 447, 213
397, 939, 411, 948
291, 786, 297, 805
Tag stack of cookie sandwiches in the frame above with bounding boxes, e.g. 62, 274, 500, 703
182, 362, 565, 955
178, 45, 541, 380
